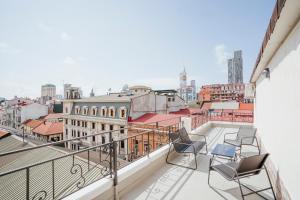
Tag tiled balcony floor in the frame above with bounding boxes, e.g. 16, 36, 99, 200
122, 126, 274, 200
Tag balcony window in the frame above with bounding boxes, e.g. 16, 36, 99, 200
92, 122, 95, 129
102, 124, 105, 130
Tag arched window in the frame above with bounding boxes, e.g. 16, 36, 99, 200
108, 106, 115, 118
101, 106, 107, 117
119, 107, 127, 118
91, 106, 97, 116
75, 106, 80, 114
82, 106, 89, 115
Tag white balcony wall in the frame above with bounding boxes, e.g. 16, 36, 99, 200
254, 18, 300, 200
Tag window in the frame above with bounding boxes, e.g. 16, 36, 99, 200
102, 136, 106, 144
83, 132, 87, 140
110, 125, 113, 131
85, 121, 87, 128
65, 119, 68, 125
77, 120, 80, 126
83, 106, 89, 115
92, 136, 95, 142
65, 129, 68, 135
101, 106, 107, 117
75, 106, 80, 114
77, 131, 80, 137
92, 107, 97, 116
101, 124, 105, 130
72, 130, 75, 137
120, 141, 124, 148
168, 97, 171, 102
120, 126, 124, 134
119, 107, 127, 118
92, 122, 95, 129
82, 121, 85, 127
109, 107, 115, 118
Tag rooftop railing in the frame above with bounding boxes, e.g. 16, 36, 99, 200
0, 122, 181, 200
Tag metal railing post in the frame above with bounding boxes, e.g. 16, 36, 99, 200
113, 141, 118, 200
147, 131, 150, 157
52, 160, 55, 199
26, 167, 29, 200
110, 142, 113, 178
88, 149, 90, 171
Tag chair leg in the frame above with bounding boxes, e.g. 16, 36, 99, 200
166, 144, 172, 164
255, 137, 261, 155
194, 153, 197, 169
237, 178, 245, 200
208, 168, 212, 186
265, 166, 277, 200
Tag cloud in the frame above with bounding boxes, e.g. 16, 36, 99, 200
38, 22, 52, 32
0, 42, 21, 54
128, 77, 178, 90
61, 32, 72, 40
63, 56, 78, 65
214, 44, 230, 72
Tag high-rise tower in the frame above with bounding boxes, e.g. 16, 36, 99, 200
228, 50, 243, 83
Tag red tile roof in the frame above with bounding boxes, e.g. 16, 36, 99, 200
239, 103, 254, 110
33, 122, 63, 136
0, 129, 10, 138
170, 108, 202, 115
23, 119, 44, 129
44, 113, 63, 120
129, 113, 181, 126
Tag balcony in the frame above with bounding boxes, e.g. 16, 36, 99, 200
0, 117, 273, 200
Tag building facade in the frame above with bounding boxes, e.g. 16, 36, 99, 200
198, 83, 245, 103
0, 101, 48, 128
41, 84, 56, 98
228, 50, 243, 84
178, 69, 197, 103
63, 90, 185, 151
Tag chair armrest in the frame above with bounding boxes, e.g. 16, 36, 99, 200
189, 134, 207, 143
240, 136, 255, 145
223, 132, 238, 142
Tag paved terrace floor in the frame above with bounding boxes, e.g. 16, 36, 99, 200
122, 126, 274, 200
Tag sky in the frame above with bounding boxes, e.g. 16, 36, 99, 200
0, 0, 275, 99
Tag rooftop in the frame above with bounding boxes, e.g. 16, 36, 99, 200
44, 113, 63, 120
23, 119, 44, 129
32, 121, 63, 135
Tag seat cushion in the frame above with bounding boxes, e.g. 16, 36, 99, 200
183, 141, 206, 153
211, 162, 239, 180
224, 139, 241, 147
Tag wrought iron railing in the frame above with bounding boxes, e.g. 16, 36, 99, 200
0, 122, 181, 200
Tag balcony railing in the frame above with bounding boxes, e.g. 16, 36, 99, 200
0, 122, 181, 200
191, 110, 253, 130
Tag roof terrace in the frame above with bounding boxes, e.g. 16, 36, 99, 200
0, 113, 274, 200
